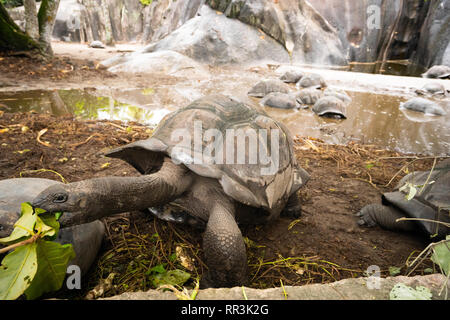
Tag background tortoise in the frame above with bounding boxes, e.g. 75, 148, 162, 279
422, 65, 450, 79
296, 73, 327, 89
30, 95, 310, 288
400, 98, 447, 116
247, 79, 291, 98
0, 178, 104, 275
312, 96, 347, 119
357, 158, 450, 239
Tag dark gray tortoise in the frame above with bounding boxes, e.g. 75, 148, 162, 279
400, 98, 447, 116
247, 79, 291, 98
415, 83, 447, 97
295, 88, 324, 106
296, 73, 327, 89
312, 96, 347, 119
260, 92, 300, 109
0, 178, 105, 275
357, 159, 450, 240
421, 65, 450, 79
30, 95, 310, 288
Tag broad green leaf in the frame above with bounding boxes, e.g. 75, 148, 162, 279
152, 269, 191, 288
24, 240, 75, 300
0, 242, 38, 300
431, 239, 450, 276
389, 283, 432, 300
0, 203, 37, 245
147, 264, 166, 275
35, 213, 60, 240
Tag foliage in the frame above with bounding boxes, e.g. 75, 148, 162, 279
0, 203, 75, 300
0, 0, 24, 8
139, 0, 153, 6
390, 283, 432, 300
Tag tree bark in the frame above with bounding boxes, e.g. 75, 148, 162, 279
37, 0, 60, 55
24, 0, 39, 41
0, 3, 41, 53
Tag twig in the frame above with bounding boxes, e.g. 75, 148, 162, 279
0, 234, 39, 254
36, 128, 52, 147
69, 133, 101, 148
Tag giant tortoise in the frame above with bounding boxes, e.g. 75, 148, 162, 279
30, 95, 310, 288
0, 178, 105, 275
357, 159, 450, 239
422, 65, 450, 79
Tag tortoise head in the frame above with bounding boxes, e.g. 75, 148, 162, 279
31, 182, 91, 215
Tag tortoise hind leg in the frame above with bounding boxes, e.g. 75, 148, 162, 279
201, 202, 248, 288
281, 192, 302, 218
357, 203, 417, 233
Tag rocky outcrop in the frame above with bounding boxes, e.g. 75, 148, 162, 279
308, 0, 450, 70
206, 0, 347, 66
103, 274, 449, 300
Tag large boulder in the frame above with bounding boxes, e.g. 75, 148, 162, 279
105, 5, 291, 66
308, 0, 450, 71
103, 50, 209, 77
206, 0, 347, 66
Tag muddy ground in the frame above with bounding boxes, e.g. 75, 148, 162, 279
0, 110, 438, 298
0, 45, 443, 299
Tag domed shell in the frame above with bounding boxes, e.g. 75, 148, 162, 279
297, 73, 327, 89
312, 96, 347, 118
248, 79, 291, 98
106, 95, 309, 213
296, 88, 324, 105
422, 65, 450, 79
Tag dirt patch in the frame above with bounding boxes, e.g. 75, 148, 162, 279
0, 111, 439, 299
0, 42, 182, 92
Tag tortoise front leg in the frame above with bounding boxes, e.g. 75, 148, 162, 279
201, 202, 248, 288
357, 203, 417, 232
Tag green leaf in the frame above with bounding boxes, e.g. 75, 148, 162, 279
152, 269, 191, 288
0, 242, 38, 300
389, 283, 432, 300
406, 185, 417, 201
431, 239, 450, 276
36, 213, 60, 240
24, 240, 75, 300
148, 264, 166, 274
389, 266, 401, 277
0, 203, 37, 245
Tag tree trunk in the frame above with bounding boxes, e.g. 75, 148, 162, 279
37, 0, 60, 55
24, 0, 39, 41
0, 3, 41, 54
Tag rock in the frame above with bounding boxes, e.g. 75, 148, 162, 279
248, 79, 291, 98
103, 274, 450, 300
207, 0, 347, 66
400, 98, 447, 116
89, 40, 106, 49
104, 50, 209, 77
136, 5, 290, 65
260, 92, 300, 109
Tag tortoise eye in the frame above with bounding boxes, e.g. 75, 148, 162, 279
53, 194, 68, 203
